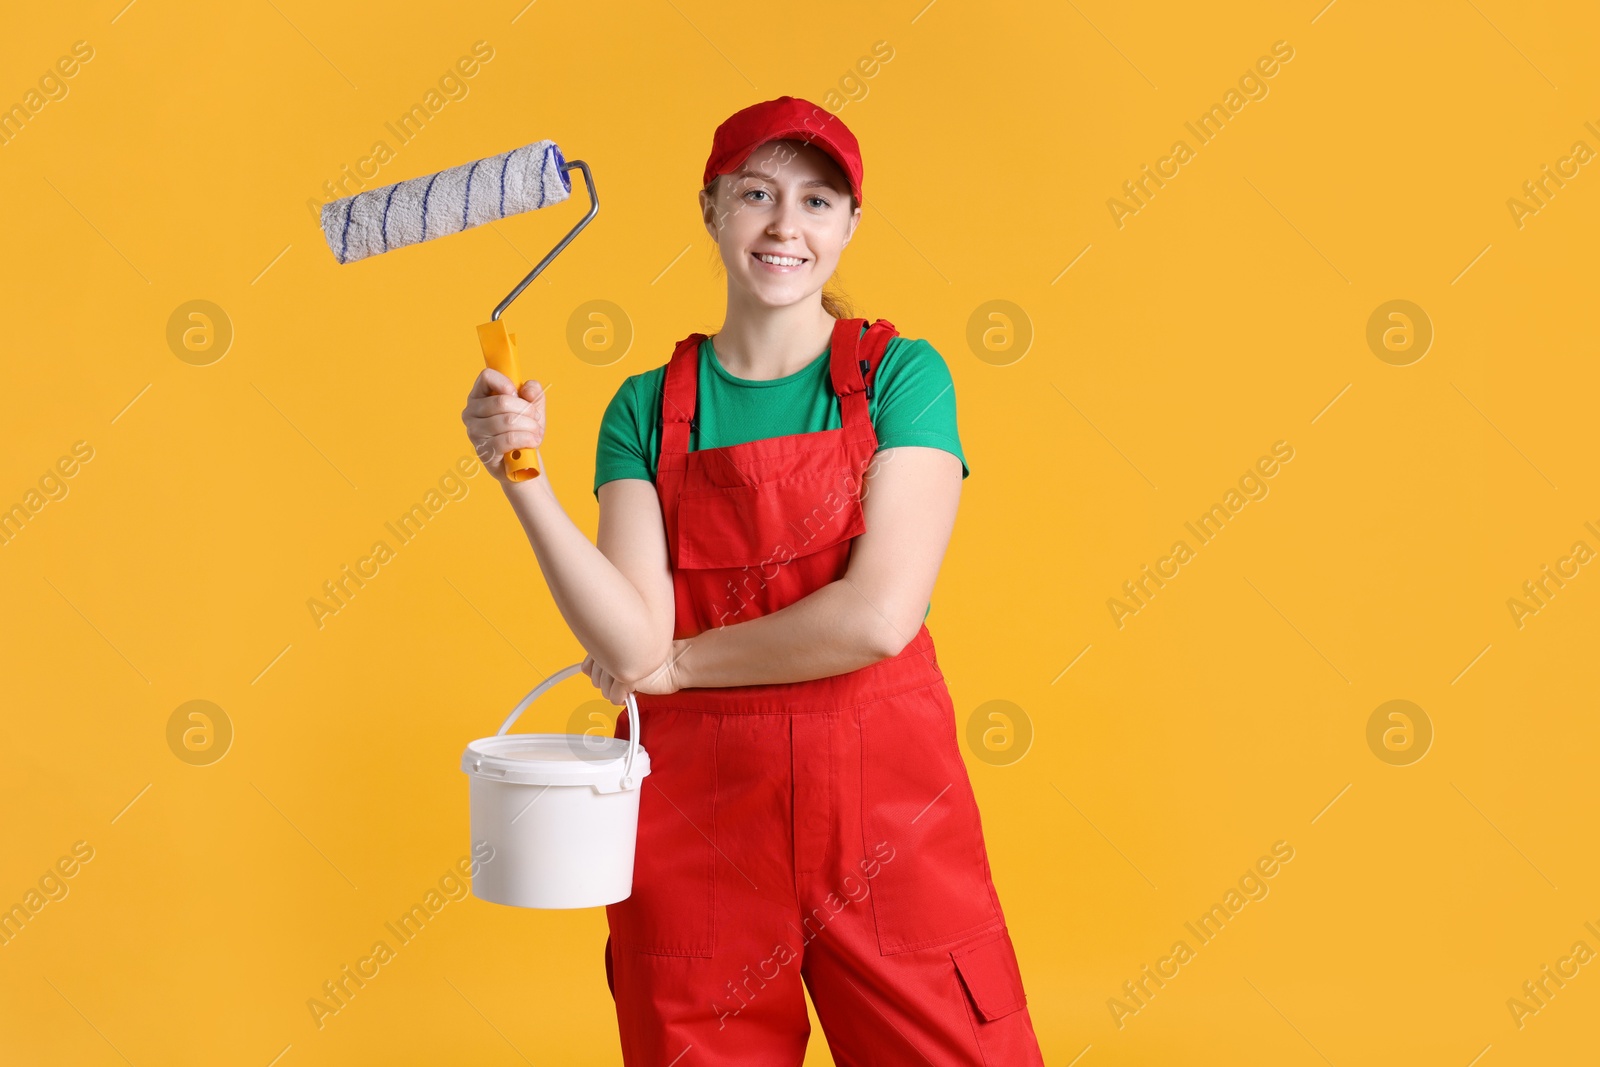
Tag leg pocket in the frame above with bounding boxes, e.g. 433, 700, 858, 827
952, 926, 1044, 1067
951, 926, 1027, 1022
606, 707, 716, 957
857, 682, 1003, 955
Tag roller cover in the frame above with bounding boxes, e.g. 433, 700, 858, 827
321, 140, 572, 264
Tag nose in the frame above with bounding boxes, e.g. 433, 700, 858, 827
766, 197, 804, 240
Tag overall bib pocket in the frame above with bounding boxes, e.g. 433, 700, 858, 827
675, 470, 865, 571
605, 709, 716, 957
856, 682, 1003, 955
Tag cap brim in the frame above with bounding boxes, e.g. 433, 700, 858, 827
721, 128, 861, 201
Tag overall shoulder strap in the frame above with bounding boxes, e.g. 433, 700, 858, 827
830, 317, 898, 476
830, 317, 899, 430
860, 318, 898, 387
828, 318, 898, 395
660, 332, 705, 458
827, 317, 867, 399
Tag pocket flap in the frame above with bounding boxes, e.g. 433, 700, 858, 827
951, 928, 1027, 1022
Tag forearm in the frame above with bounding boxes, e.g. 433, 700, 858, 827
676, 578, 908, 688
498, 475, 668, 680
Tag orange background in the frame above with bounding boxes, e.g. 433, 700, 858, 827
2, 1, 1597, 1064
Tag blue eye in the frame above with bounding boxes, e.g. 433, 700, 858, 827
808, 195, 831, 209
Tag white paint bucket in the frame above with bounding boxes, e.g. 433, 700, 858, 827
461, 663, 649, 909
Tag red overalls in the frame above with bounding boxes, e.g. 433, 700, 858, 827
604, 316, 1046, 1066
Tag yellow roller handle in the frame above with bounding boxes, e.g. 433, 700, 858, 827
476, 319, 540, 482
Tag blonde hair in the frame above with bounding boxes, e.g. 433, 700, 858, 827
704, 174, 857, 320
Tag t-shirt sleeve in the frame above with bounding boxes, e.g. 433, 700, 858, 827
870, 337, 970, 478
593, 375, 654, 497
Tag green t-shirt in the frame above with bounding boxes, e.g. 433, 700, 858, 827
593, 331, 969, 623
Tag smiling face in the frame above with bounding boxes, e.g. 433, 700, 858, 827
700, 138, 861, 311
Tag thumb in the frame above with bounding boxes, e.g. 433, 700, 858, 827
519, 379, 544, 402
490, 367, 522, 394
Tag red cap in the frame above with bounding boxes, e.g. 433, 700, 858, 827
702, 96, 864, 203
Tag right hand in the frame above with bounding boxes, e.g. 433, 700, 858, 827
461, 367, 545, 484
580, 653, 630, 707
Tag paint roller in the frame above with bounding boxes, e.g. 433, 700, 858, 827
317, 139, 598, 481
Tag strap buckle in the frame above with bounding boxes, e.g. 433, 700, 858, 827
858, 357, 874, 400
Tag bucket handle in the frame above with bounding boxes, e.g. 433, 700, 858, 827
495, 662, 642, 792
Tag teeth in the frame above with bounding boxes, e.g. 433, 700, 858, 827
756, 253, 804, 266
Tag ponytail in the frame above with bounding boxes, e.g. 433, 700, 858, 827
820, 285, 854, 320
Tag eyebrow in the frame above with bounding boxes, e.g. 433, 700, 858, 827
729, 168, 844, 191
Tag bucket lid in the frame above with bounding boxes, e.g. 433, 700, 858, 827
462, 732, 651, 792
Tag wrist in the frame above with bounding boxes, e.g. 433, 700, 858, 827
499, 465, 555, 504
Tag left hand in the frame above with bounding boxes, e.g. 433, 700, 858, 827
581, 641, 691, 705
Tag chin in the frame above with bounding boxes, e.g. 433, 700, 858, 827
752, 282, 822, 308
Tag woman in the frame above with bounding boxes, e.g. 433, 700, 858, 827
461, 96, 1045, 1066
